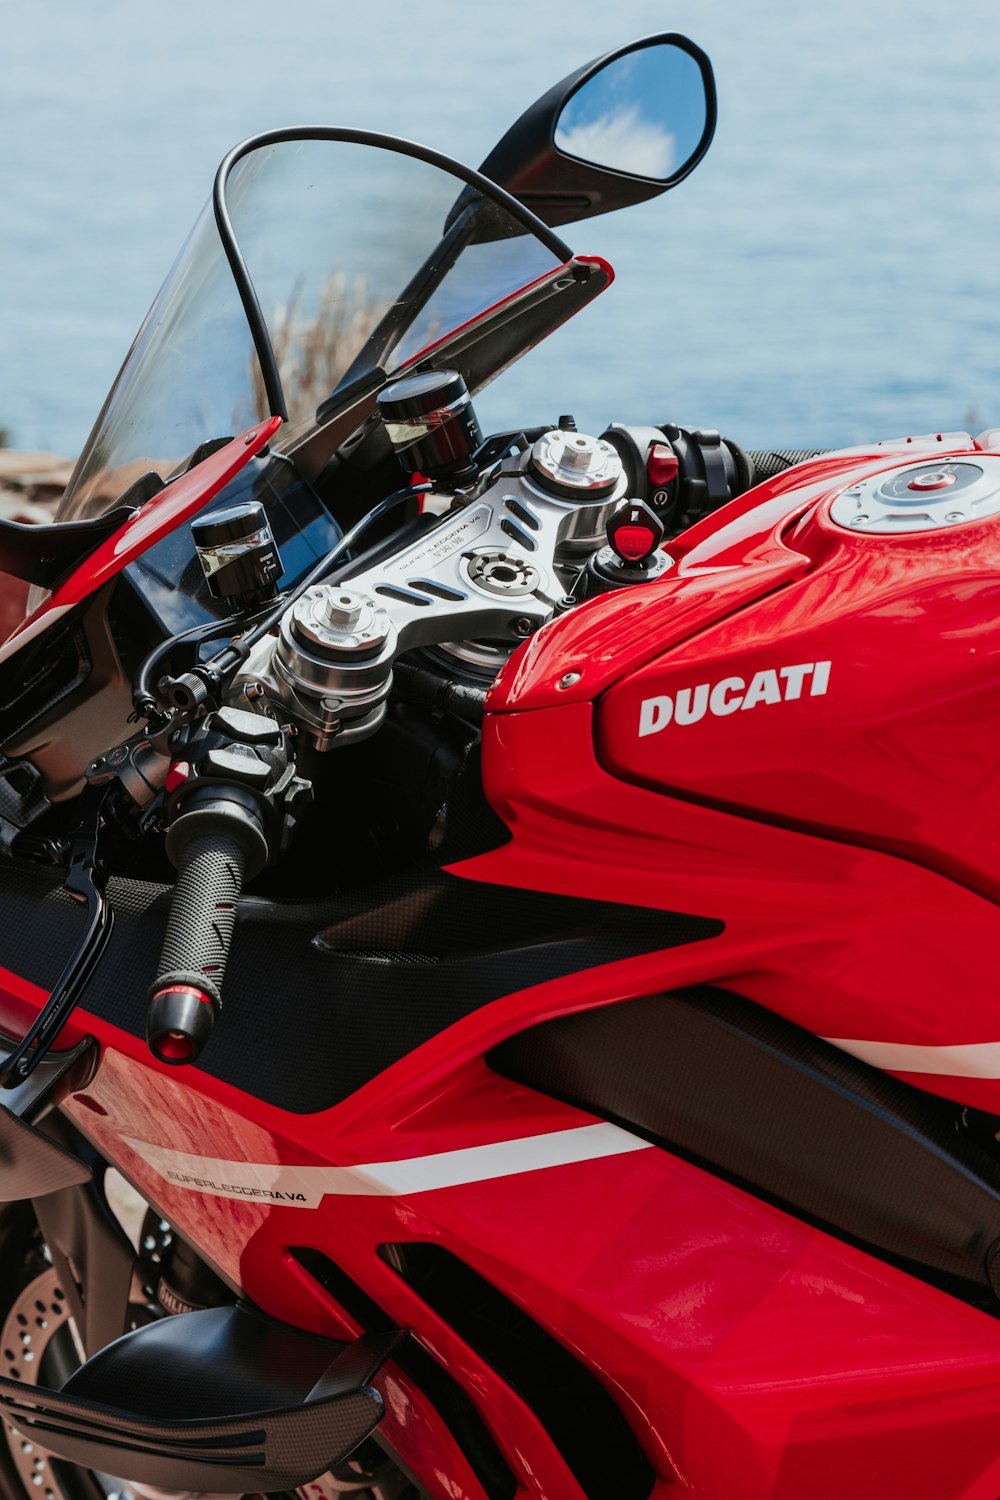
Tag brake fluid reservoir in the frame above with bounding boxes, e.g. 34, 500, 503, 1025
377, 370, 482, 483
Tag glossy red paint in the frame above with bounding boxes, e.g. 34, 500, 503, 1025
598, 443, 1000, 906
488, 432, 976, 714
9, 425, 1000, 1495
487, 457, 837, 714
5, 786, 999, 1500
2, 419, 280, 651
21, 666, 1000, 1492
48, 1008, 1000, 1500
471, 698, 1000, 1112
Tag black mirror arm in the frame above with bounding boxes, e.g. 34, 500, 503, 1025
330, 205, 481, 404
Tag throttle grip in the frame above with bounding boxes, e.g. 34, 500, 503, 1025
147, 832, 246, 1064
745, 447, 829, 485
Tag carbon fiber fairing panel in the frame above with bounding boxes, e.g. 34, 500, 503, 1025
0, 860, 720, 1112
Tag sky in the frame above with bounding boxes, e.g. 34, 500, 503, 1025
2, 0, 999, 453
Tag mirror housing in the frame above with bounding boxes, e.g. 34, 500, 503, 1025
477, 33, 716, 230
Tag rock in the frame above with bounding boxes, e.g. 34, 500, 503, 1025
0, 451, 73, 482
0, 450, 73, 523
0, 491, 55, 525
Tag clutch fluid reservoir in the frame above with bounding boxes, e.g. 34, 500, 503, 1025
191, 501, 281, 605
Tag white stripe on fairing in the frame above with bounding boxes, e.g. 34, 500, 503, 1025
123, 1123, 653, 1210
824, 1036, 1000, 1079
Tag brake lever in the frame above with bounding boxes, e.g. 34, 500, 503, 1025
0, 785, 114, 1089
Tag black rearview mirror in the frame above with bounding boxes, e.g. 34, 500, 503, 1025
477, 34, 716, 230
554, 41, 711, 181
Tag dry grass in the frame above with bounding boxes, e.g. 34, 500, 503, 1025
251, 272, 392, 427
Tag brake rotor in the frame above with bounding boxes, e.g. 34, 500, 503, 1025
0, 1264, 218, 1500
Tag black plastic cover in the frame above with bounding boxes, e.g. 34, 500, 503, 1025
0, 1305, 398, 1493
490, 986, 1000, 1302
0, 859, 720, 1113
0, 507, 134, 588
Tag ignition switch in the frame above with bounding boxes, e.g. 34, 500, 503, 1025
586, 498, 673, 591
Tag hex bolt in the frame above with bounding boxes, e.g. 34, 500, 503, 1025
321, 591, 365, 631
562, 435, 594, 473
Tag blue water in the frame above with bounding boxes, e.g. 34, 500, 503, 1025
2, 0, 999, 458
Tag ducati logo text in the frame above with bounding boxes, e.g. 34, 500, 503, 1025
638, 660, 831, 736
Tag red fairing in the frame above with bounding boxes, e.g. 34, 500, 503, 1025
483, 433, 1000, 1111
598, 446, 1000, 904
489, 433, 978, 715
51, 418, 281, 607
487, 452, 867, 714
1, 418, 280, 654
51, 1016, 1000, 1500
20, 593, 1000, 1498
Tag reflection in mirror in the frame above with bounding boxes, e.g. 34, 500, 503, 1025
554, 43, 707, 182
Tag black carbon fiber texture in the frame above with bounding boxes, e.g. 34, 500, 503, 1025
0, 1379, 381, 1493
0, 860, 721, 1113
746, 448, 826, 484
0, 1106, 92, 1203
0, 1307, 397, 1491
154, 833, 245, 1004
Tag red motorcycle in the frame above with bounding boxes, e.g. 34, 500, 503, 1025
1, 30, 1000, 1500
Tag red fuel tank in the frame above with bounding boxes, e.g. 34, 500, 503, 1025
594, 444, 1000, 903
484, 434, 1000, 1112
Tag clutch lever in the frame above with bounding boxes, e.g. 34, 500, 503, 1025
0, 785, 114, 1089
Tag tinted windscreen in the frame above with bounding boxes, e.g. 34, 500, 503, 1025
62, 137, 565, 520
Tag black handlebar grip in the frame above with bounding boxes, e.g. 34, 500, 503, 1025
147, 833, 246, 1064
745, 448, 829, 486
